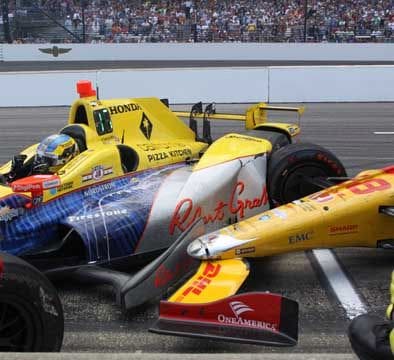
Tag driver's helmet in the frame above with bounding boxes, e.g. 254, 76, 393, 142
33, 134, 79, 174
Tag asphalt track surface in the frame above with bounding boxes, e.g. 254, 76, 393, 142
0, 103, 393, 355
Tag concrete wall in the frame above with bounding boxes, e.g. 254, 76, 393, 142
0, 65, 392, 106
2, 43, 394, 62
268, 66, 394, 102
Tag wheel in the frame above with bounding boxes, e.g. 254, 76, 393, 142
267, 142, 347, 206
244, 129, 290, 153
0, 253, 64, 352
348, 314, 393, 360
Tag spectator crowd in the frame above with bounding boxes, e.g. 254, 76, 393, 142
3, 0, 394, 43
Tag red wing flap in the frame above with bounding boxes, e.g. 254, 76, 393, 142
150, 292, 298, 346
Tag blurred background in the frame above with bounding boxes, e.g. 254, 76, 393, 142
1, 0, 393, 44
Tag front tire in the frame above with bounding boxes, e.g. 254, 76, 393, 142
0, 253, 64, 352
267, 142, 347, 206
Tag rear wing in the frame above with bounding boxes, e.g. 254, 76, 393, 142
173, 102, 304, 144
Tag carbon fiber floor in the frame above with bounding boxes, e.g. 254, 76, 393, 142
0, 103, 393, 353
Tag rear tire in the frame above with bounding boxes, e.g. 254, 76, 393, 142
0, 253, 64, 352
267, 142, 346, 206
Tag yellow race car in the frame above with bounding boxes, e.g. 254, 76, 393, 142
0, 80, 344, 269
0, 80, 346, 351
150, 165, 394, 347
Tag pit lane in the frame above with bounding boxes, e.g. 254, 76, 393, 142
0, 103, 392, 354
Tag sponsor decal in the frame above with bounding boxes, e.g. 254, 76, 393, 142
309, 192, 334, 203
83, 182, 114, 197
140, 112, 153, 140
42, 178, 61, 189
346, 178, 391, 195
147, 148, 192, 162
57, 181, 73, 192
329, 224, 359, 236
147, 152, 169, 162
288, 231, 313, 244
82, 166, 113, 182
272, 208, 287, 220
298, 202, 316, 212
101, 135, 121, 144
68, 208, 127, 222
316, 152, 343, 175
229, 301, 254, 317
259, 214, 270, 221
154, 257, 195, 288
173, 262, 221, 302
137, 143, 188, 151
108, 103, 141, 115
225, 135, 264, 143
217, 301, 277, 331
38, 46, 71, 57
235, 247, 255, 256
12, 183, 42, 192
169, 182, 268, 235
168, 149, 192, 157
50, 181, 73, 196
0, 205, 24, 222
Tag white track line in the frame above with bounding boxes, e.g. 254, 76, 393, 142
312, 249, 368, 319
374, 131, 394, 135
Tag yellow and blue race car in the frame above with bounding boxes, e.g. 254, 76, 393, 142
0, 80, 346, 351
0, 80, 345, 272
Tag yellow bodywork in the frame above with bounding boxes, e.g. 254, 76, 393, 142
210, 168, 394, 259
169, 167, 394, 305
0, 82, 302, 205
194, 133, 271, 171
169, 258, 249, 304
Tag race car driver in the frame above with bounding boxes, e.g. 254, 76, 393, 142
6, 133, 79, 182
348, 271, 394, 359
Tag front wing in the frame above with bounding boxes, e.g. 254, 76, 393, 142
150, 258, 298, 346
150, 291, 298, 346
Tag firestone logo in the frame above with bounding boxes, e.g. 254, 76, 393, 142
217, 301, 277, 331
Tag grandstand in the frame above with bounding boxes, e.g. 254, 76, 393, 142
0, 0, 393, 43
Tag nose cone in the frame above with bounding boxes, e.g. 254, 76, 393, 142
187, 239, 208, 258
187, 233, 252, 260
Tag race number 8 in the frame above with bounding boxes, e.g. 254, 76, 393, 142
347, 178, 391, 195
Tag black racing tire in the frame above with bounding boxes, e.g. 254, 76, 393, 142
0, 252, 64, 352
244, 129, 290, 153
348, 314, 393, 360
267, 142, 347, 206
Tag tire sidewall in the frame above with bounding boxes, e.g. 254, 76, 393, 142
268, 143, 347, 206
0, 253, 64, 351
